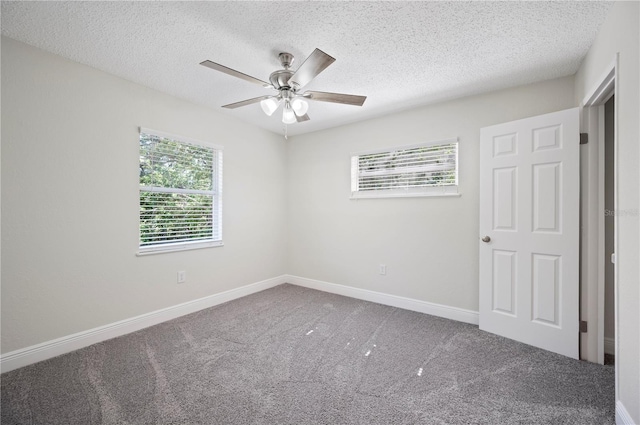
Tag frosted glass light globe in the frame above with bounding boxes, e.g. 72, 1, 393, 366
260, 97, 279, 116
282, 106, 296, 124
291, 98, 309, 116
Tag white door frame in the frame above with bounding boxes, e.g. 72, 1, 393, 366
579, 53, 617, 386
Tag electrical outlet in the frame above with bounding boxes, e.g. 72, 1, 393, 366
379, 264, 387, 275
177, 271, 186, 283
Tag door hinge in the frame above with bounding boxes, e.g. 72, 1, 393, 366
580, 133, 588, 145
580, 320, 588, 333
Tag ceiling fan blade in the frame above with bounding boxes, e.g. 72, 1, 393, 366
200, 60, 273, 89
222, 95, 273, 109
287, 48, 335, 89
295, 113, 310, 123
302, 91, 367, 106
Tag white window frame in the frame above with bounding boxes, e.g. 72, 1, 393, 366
350, 138, 460, 199
137, 127, 223, 256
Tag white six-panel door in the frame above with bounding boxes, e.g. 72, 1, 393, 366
479, 108, 580, 359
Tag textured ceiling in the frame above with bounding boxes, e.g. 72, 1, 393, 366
1, 1, 613, 137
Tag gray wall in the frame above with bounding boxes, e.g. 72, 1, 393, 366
287, 76, 576, 312
1, 38, 288, 353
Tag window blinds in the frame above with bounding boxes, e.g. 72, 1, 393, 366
139, 128, 223, 253
351, 139, 458, 198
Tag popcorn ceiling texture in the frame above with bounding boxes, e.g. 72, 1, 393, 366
1, 1, 612, 136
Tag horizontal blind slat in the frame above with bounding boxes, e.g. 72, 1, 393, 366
358, 151, 456, 165
359, 164, 455, 177
140, 186, 215, 196
358, 144, 456, 162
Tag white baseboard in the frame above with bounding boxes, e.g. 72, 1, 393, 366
616, 400, 636, 425
0, 275, 287, 373
604, 337, 615, 355
285, 275, 479, 325
1, 275, 481, 373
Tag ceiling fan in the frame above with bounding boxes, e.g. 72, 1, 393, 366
200, 48, 367, 125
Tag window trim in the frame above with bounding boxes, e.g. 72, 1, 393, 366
136, 239, 223, 256
350, 137, 460, 199
137, 127, 223, 256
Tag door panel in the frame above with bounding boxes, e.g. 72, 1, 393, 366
532, 162, 561, 233
479, 107, 579, 359
493, 250, 516, 315
532, 253, 560, 326
494, 167, 518, 231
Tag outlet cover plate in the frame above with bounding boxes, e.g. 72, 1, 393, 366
177, 271, 186, 283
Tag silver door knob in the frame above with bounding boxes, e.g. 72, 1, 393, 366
482, 236, 491, 243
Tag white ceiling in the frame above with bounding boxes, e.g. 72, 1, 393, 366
1, 1, 613, 137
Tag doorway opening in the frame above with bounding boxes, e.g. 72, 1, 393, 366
603, 95, 615, 365
579, 57, 617, 383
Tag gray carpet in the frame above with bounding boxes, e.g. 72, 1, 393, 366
1, 284, 615, 424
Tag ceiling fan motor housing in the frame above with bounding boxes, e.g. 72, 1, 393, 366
269, 53, 297, 90
269, 69, 295, 90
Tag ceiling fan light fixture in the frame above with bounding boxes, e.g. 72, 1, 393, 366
282, 104, 297, 124
260, 97, 280, 116
291, 98, 309, 116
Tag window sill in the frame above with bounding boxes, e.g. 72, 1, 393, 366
137, 240, 224, 256
350, 192, 461, 200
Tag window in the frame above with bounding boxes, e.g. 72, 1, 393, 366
351, 138, 459, 198
138, 128, 223, 255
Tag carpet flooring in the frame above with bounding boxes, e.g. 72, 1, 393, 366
1, 284, 615, 424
